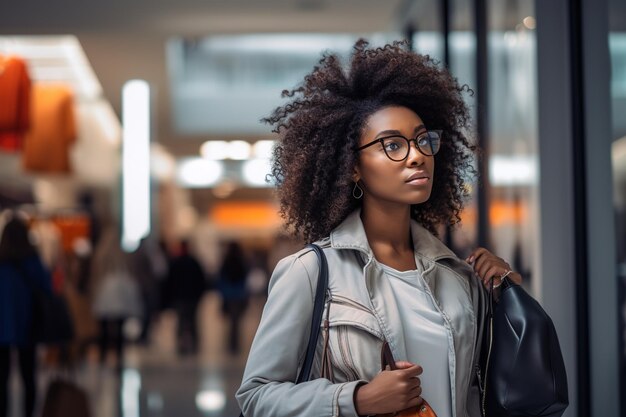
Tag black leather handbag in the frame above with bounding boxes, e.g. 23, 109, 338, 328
481, 276, 569, 417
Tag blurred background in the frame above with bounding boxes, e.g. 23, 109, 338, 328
0, 0, 624, 416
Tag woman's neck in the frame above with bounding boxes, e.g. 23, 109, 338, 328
360, 200, 416, 270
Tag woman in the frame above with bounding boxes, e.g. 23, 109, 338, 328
236, 40, 523, 417
91, 229, 142, 369
0, 214, 51, 417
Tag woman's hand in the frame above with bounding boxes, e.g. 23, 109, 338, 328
354, 361, 424, 415
465, 247, 523, 289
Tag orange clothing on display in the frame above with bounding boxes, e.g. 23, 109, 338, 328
0, 55, 32, 152
22, 84, 77, 173
51, 214, 90, 253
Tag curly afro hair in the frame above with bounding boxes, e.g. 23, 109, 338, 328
264, 39, 478, 243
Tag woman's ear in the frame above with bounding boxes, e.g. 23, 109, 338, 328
352, 165, 361, 183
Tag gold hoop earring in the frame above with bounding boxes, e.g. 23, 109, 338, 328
352, 182, 363, 199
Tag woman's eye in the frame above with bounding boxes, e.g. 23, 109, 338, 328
417, 137, 429, 147
384, 140, 403, 152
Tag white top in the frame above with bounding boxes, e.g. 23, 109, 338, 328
379, 262, 453, 417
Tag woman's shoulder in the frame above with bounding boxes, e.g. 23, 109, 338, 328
268, 239, 335, 296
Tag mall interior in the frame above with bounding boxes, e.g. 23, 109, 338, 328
0, 0, 625, 416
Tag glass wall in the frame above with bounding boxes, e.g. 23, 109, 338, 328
609, 0, 626, 410
409, 0, 539, 293
448, 0, 478, 256
411, 1, 479, 257
487, 0, 538, 293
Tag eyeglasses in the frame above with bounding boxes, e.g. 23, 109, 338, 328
357, 130, 442, 161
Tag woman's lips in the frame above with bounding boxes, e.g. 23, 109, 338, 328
406, 177, 430, 186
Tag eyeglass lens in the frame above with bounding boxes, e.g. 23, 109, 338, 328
382, 131, 441, 161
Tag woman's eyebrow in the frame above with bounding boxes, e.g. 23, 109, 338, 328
414, 124, 427, 133
375, 129, 402, 137
375, 125, 426, 137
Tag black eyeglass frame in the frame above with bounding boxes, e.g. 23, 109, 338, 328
357, 130, 442, 161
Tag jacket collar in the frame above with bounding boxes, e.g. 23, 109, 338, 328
329, 209, 458, 262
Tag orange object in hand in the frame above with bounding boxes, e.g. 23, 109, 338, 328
393, 399, 437, 417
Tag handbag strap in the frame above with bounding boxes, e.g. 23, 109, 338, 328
380, 341, 397, 370
487, 275, 516, 313
296, 243, 329, 383
238, 243, 329, 417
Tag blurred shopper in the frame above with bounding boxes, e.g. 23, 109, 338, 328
165, 240, 205, 355
0, 215, 51, 417
218, 242, 250, 355
245, 249, 269, 297
129, 237, 168, 345
92, 246, 142, 370
63, 237, 98, 362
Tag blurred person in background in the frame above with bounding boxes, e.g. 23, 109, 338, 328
129, 237, 168, 346
217, 241, 250, 355
165, 240, 206, 355
91, 235, 142, 371
0, 214, 51, 417
246, 249, 269, 297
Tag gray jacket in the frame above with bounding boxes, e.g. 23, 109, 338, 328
236, 210, 488, 417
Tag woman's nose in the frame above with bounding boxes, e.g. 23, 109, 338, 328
405, 140, 425, 165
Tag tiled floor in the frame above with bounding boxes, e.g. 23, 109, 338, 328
6, 292, 266, 417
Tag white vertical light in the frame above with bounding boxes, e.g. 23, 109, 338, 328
122, 80, 151, 252
122, 368, 142, 417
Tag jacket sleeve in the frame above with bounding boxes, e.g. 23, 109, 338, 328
235, 249, 364, 417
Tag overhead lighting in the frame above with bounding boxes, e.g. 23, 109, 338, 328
489, 155, 537, 186
200, 140, 253, 160
253, 140, 275, 159
227, 140, 252, 160
121, 79, 151, 253
200, 140, 229, 160
199, 34, 358, 55
242, 159, 273, 187
177, 158, 223, 188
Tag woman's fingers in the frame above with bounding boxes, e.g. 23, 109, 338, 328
408, 394, 425, 407
400, 364, 423, 378
465, 247, 488, 263
395, 361, 416, 369
465, 247, 517, 288
400, 385, 423, 410
478, 263, 501, 282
